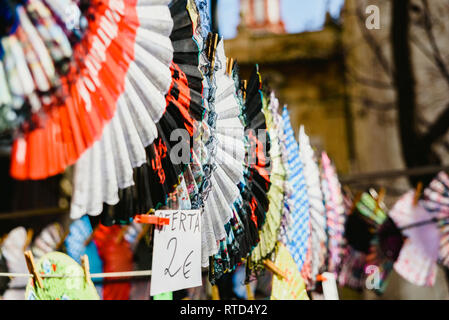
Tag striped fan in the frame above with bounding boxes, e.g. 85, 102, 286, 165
5, 0, 174, 181
31, 222, 64, 260
249, 91, 285, 266
1, 227, 28, 300
201, 39, 245, 270
281, 106, 310, 273
298, 125, 327, 289
321, 151, 346, 275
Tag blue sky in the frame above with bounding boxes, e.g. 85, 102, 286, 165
215, 0, 345, 39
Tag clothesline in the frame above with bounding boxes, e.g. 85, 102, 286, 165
0, 270, 152, 279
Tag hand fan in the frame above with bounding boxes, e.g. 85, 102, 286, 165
1, 226, 28, 300
344, 191, 402, 294
298, 125, 327, 289
71, 61, 195, 224
281, 106, 310, 273
270, 243, 309, 300
249, 91, 285, 268
65, 215, 103, 298
25, 252, 99, 300
202, 39, 245, 271
321, 151, 346, 275
31, 222, 64, 260
388, 190, 440, 287
93, 224, 133, 300
240, 65, 271, 240
7, 0, 174, 180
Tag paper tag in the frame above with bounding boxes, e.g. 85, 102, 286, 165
150, 210, 202, 296
321, 272, 339, 300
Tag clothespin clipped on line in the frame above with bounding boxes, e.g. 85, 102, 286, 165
241, 80, 248, 100
81, 254, 93, 286
413, 181, 423, 207
207, 32, 219, 73
226, 57, 234, 76
54, 223, 69, 250
24, 250, 43, 289
263, 259, 287, 280
23, 228, 34, 251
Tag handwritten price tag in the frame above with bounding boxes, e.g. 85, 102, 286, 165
150, 210, 202, 296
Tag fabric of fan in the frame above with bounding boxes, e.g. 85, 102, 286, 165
169, 0, 204, 121
31, 222, 63, 260
25, 252, 99, 300
349, 192, 400, 294
321, 151, 346, 275
71, 61, 195, 224
241, 65, 271, 239
337, 246, 367, 291
249, 92, 285, 267
390, 191, 440, 286
65, 215, 103, 298
1, 226, 28, 300
9, 0, 174, 181
202, 39, 245, 270
281, 106, 310, 273
93, 224, 133, 300
270, 243, 309, 300
298, 125, 327, 289
274, 106, 293, 248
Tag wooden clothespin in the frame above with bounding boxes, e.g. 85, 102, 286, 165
241, 80, 248, 100
84, 226, 99, 247
23, 229, 34, 251
115, 225, 130, 244
207, 32, 219, 72
211, 285, 220, 300
246, 283, 255, 300
413, 181, 423, 207
374, 187, 386, 212
81, 254, 93, 286
263, 259, 287, 280
226, 57, 234, 76
24, 250, 43, 289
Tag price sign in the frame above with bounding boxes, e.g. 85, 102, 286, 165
150, 210, 202, 296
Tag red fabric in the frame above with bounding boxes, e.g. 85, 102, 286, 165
94, 225, 134, 300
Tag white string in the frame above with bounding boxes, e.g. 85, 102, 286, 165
0, 270, 152, 279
